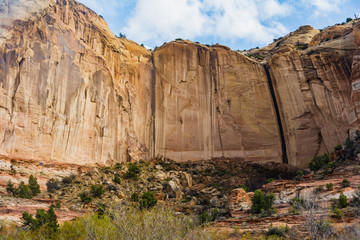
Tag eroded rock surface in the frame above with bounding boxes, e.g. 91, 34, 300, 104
0, 0, 360, 168
0, 0, 154, 166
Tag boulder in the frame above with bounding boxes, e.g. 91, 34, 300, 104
226, 188, 252, 212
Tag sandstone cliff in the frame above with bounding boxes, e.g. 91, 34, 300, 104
153, 42, 282, 163
0, 0, 359, 168
0, 0, 154, 165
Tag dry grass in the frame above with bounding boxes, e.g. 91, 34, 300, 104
0, 206, 225, 240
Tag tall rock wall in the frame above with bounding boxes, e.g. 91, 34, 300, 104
267, 25, 357, 167
0, 0, 359, 168
0, 0, 154, 165
153, 43, 282, 163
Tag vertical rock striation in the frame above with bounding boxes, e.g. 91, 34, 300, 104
153, 42, 282, 163
0, 0, 359, 168
0, 0, 153, 165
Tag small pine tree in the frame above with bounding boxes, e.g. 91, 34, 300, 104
46, 205, 59, 232
28, 175, 41, 196
18, 181, 33, 199
251, 190, 276, 215
22, 206, 59, 232
338, 192, 348, 208
6, 180, 18, 196
113, 175, 121, 184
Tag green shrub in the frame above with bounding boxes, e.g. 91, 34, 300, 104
46, 178, 62, 193
333, 208, 344, 219
18, 181, 33, 199
139, 192, 157, 209
250, 190, 276, 215
309, 154, 330, 172
296, 170, 304, 180
80, 192, 93, 204
210, 207, 219, 221
333, 34, 341, 39
266, 178, 274, 184
91, 184, 106, 198
113, 175, 121, 184
289, 197, 305, 215
346, 17, 353, 23
237, 184, 249, 192
62, 175, 76, 186
266, 223, 289, 237
342, 179, 350, 188
6, 180, 18, 196
96, 203, 106, 218
296, 44, 308, 50
131, 193, 139, 202
28, 175, 41, 196
314, 185, 324, 194
338, 192, 348, 208
55, 201, 61, 209
199, 210, 212, 225
334, 144, 342, 151
326, 183, 334, 191
22, 205, 59, 233
124, 163, 141, 180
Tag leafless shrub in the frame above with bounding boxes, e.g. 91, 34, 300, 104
295, 198, 333, 240
335, 224, 360, 240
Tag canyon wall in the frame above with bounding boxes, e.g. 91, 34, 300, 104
0, 0, 154, 165
153, 43, 282, 163
0, 0, 359, 168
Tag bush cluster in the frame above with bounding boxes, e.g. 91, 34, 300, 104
6, 175, 41, 199
326, 183, 334, 191
22, 205, 59, 236
80, 192, 93, 204
331, 192, 348, 210
198, 208, 219, 225
124, 163, 141, 180
139, 192, 157, 209
309, 154, 331, 172
250, 189, 276, 216
289, 197, 306, 215
91, 184, 106, 198
266, 223, 289, 238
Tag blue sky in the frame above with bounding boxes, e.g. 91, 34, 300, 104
78, 0, 360, 50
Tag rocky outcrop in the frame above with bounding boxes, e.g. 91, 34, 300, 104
226, 188, 252, 213
0, 0, 359, 168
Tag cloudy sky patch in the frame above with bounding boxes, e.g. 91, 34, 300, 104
79, 0, 359, 50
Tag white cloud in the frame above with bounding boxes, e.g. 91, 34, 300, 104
122, 0, 291, 47
302, 0, 345, 13
78, 0, 120, 17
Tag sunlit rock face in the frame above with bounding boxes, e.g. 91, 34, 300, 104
0, 0, 359, 168
153, 42, 282, 163
0, 0, 154, 165
266, 24, 358, 168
